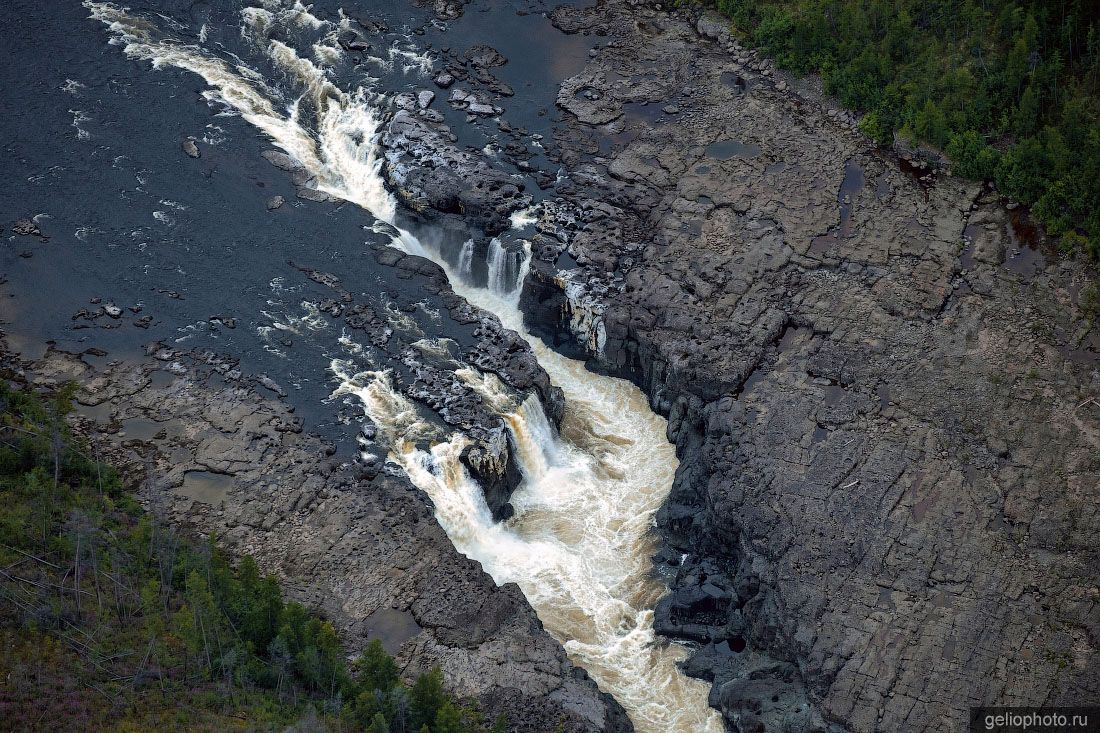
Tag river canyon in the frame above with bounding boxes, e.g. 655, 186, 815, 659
2, 0, 1098, 731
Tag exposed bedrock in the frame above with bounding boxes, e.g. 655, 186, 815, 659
370, 91, 575, 519
5, 336, 629, 733
383, 93, 532, 237
292, 254, 539, 520
262, 143, 562, 519
509, 2, 1100, 732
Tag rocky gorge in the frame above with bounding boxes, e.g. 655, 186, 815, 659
516, 3, 1100, 732
0, 230, 627, 730
377, 0, 1100, 729
2, 0, 1098, 731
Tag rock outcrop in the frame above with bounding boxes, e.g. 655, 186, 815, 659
510, 3, 1100, 731
284, 252, 561, 520
4, 338, 628, 733
383, 94, 531, 236
13, 0, 1098, 729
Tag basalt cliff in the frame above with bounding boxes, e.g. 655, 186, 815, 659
514, 3, 1100, 731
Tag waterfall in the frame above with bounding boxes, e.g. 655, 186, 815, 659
459, 368, 555, 482
486, 238, 532, 300
503, 395, 555, 483
88, 4, 724, 731
331, 359, 721, 733
457, 238, 474, 279
486, 237, 510, 295
509, 206, 539, 229
516, 240, 532, 300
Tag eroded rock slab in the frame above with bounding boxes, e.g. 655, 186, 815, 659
503, 3, 1100, 731
8, 341, 628, 733
383, 94, 530, 236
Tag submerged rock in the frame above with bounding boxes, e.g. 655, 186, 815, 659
465, 44, 507, 69
12, 218, 41, 236
181, 138, 200, 158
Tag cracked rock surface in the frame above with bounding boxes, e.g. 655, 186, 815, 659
5, 339, 628, 733
510, 2, 1100, 730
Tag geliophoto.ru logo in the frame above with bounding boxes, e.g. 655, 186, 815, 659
970, 707, 1100, 733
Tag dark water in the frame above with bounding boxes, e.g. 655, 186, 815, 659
2, 0, 392, 435
363, 607, 422, 654
959, 222, 979, 269
719, 70, 748, 94
179, 469, 234, 505
958, 209, 1050, 279
704, 139, 761, 160
1001, 207, 1047, 279
809, 159, 864, 255
837, 159, 865, 235
346, 0, 597, 176
0, 0, 584, 440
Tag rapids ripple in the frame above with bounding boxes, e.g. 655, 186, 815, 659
87, 3, 722, 729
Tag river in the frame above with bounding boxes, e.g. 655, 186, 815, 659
85, 2, 722, 730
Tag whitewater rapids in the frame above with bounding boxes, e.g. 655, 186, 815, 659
86, 3, 723, 730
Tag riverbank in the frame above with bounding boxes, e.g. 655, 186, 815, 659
0, 335, 629, 732
2, 0, 631, 727
0, 377, 505, 733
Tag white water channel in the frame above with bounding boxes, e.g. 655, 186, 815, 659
86, 3, 722, 730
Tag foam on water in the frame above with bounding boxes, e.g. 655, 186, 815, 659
509, 206, 539, 229
87, 4, 722, 730
485, 238, 532, 297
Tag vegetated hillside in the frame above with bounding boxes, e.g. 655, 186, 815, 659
715, 0, 1100, 259
0, 382, 503, 733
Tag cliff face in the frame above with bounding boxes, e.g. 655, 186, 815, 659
522, 3, 1100, 730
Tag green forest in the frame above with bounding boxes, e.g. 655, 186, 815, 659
712, 0, 1100, 263
0, 382, 502, 733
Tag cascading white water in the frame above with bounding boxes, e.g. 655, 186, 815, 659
87, 4, 723, 731
485, 238, 533, 297
514, 239, 532, 298
485, 237, 511, 295
457, 238, 474, 279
